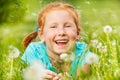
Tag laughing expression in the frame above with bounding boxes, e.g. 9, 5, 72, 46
40, 10, 79, 55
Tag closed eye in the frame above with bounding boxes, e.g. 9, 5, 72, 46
50, 26, 57, 28
65, 25, 71, 28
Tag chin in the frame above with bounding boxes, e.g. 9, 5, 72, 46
55, 50, 67, 55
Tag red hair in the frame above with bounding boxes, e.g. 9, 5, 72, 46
22, 2, 80, 47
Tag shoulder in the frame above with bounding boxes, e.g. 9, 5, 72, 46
24, 41, 46, 52
75, 42, 88, 55
28, 41, 45, 49
76, 42, 87, 50
21, 42, 46, 64
24, 41, 46, 55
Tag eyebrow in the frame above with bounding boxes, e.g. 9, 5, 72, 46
64, 21, 75, 25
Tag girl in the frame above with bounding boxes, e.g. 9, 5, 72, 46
22, 2, 90, 80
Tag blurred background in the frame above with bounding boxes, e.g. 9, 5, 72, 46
0, 0, 120, 80
0, 0, 120, 48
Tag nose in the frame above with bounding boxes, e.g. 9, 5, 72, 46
57, 27, 66, 36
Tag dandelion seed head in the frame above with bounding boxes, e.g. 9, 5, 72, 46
60, 53, 74, 62
23, 61, 46, 80
86, 53, 99, 64
96, 42, 102, 49
103, 25, 112, 33
99, 46, 107, 53
8, 45, 20, 58
60, 53, 70, 62
90, 40, 99, 48
60, 53, 67, 60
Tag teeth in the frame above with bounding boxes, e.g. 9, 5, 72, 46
56, 40, 67, 42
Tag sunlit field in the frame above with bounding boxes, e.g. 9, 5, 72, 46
0, 0, 120, 80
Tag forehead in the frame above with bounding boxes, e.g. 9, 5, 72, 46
45, 10, 74, 24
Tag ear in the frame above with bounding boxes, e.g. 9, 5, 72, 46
76, 28, 80, 40
38, 29, 45, 42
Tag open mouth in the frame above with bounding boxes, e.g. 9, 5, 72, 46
55, 40, 68, 47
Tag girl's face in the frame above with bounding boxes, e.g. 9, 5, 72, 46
40, 10, 80, 55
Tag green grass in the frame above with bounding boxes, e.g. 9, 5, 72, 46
0, 0, 120, 80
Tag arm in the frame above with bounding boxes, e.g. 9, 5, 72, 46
21, 43, 62, 80
77, 64, 90, 80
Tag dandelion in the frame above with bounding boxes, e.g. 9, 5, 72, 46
90, 40, 102, 49
60, 52, 75, 62
99, 46, 107, 53
90, 39, 98, 48
103, 25, 112, 33
60, 53, 70, 62
96, 42, 102, 49
9, 45, 20, 58
85, 53, 99, 64
23, 61, 46, 80
8, 45, 20, 80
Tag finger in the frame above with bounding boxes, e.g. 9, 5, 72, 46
57, 73, 62, 78
46, 70, 57, 77
53, 73, 62, 80
53, 76, 59, 80
43, 70, 57, 80
44, 74, 53, 79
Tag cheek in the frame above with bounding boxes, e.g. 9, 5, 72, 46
67, 30, 78, 39
44, 31, 55, 40
70, 33, 78, 40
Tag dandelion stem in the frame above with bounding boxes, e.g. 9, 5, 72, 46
10, 56, 13, 80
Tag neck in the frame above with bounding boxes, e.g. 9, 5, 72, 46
47, 49, 73, 72
47, 49, 62, 63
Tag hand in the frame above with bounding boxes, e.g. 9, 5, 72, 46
53, 73, 62, 80
43, 70, 57, 80
43, 70, 62, 80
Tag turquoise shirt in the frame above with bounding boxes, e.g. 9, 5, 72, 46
21, 41, 91, 79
